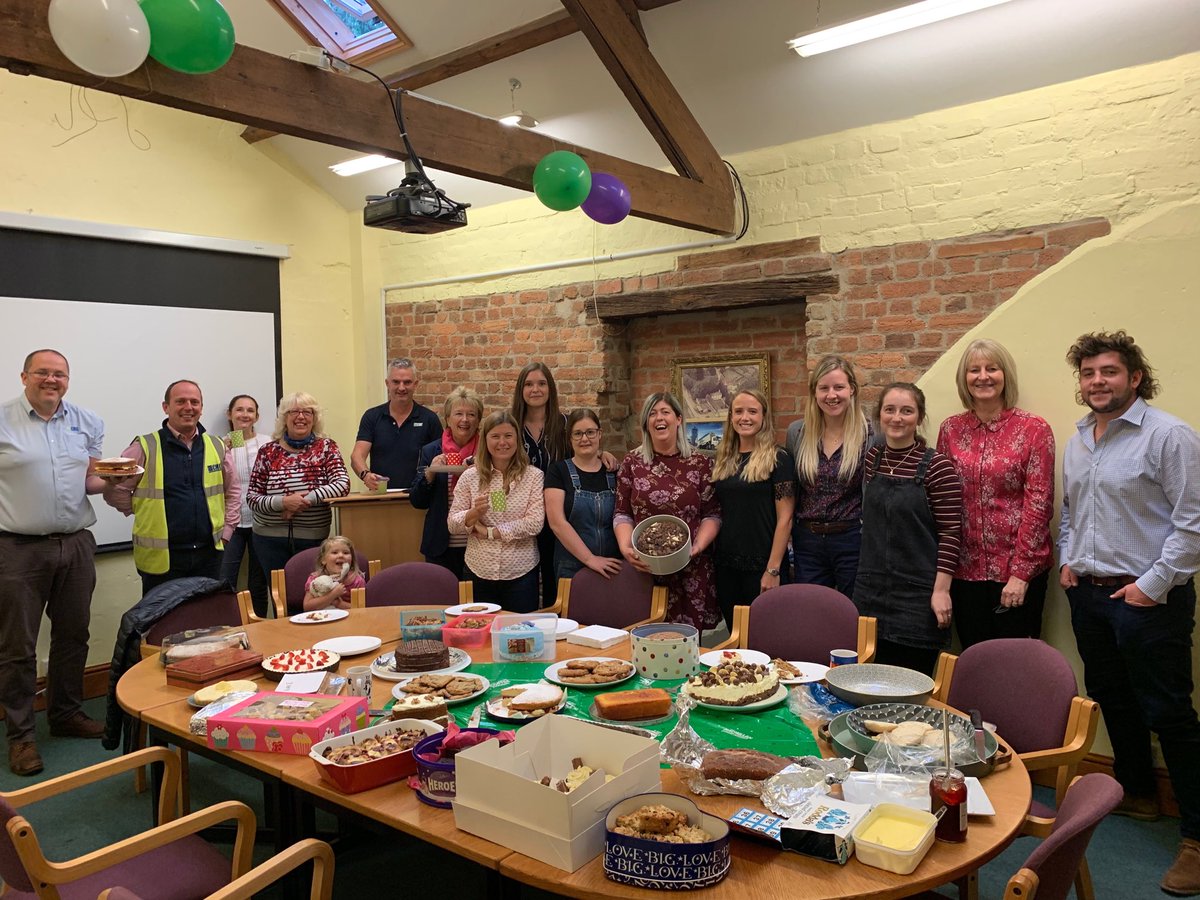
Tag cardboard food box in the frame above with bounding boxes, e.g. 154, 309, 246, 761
452, 715, 662, 871
491, 613, 558, 662
206, 692, 367, 755
164, 648, 263, 688
309, 718, 443, 793
779, 795, 872, 865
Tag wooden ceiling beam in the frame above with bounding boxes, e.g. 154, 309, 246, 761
0, 0, 735, 234
592, 274, 840, 320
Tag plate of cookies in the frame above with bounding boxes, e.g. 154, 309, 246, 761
391, 673, 489, 706
544, 657, 635, 688
485, 681, 567, 722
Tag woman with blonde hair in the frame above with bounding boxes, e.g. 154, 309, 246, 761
246, 392, 350, 609
786, 355, 874, 595
711, 389, 795, 629
614, 392, 721, 629
936, 338, 1055, 646
448, 411, 545, 612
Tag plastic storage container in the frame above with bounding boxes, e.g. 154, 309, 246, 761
852, 803, 937, 875
491, 613, 558, 662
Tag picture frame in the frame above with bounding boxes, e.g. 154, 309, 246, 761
672, 354, 771, 424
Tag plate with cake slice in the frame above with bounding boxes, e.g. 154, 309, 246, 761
772, 659, 830, 685
485, 682, 567, 722
391, 673, 489, 705
444, 602, 501, 616
370, 645, 471, 681
685, 684, 789, 713
698, 648, 771, 668
544, 657, 635, 688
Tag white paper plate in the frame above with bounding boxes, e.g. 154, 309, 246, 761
556, 618, 580, 639
841, 773, 995, 816
391, 674, 490, 706
684, 683, 789, 713
370, 647, 471, 681
543, 658, 635, 689
699, 648, 772, 668
444, 602, 501, 616
289, 608, 349, 624
312, 635, 382, 656
776, 661, 830, 685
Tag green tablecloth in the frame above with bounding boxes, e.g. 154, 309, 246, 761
384, 661, 819, 762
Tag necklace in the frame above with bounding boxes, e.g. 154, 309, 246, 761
882, 444, 919, 476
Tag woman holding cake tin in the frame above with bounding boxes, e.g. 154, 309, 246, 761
544, 408, 622, 581
853, 383, 963, 676
218, 393, 272, 617
246, 391, 350, 610
786, 355, 875, 596
615, 392, 721, 630
447, 410, 545, 613
711, 389, 795, 629
410, 386, 484, 579
936, 339, 1055, 647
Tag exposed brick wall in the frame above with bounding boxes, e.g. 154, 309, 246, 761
386, 219, 1109, 448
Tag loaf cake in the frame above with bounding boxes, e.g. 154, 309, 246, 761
700, 748, 791, 781
593, 687, 672, 721
685, 660, 779, 706
393, 640, 450, 672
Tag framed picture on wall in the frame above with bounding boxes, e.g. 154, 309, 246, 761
672, 354, 771, 424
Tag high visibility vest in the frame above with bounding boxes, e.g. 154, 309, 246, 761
130, 431, 225, 574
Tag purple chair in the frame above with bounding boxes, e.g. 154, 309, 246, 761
707, 584, 877, 662
270, 546, 373, 618
0, 747, 257, 899
556, 564, 667, 630
1003, 773, 1123, 900
353, 561, 468, 608
142, 589, 245, 649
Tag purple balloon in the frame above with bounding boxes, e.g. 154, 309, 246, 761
581, 172, 632, 225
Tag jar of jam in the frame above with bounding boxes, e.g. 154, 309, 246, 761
930, 766, 968, 842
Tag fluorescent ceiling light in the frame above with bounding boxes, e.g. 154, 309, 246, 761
329, 155, 401, 177
499, 110, 539, 128
788, 0, 1016, 57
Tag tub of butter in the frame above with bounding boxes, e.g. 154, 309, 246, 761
852, 803, 937, 875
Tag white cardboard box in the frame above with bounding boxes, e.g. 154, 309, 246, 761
452, 715, 662, 871
566, 624, 630, 649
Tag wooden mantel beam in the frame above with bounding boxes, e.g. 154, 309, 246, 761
0, 0, 735, 235
593, 274, 840, 320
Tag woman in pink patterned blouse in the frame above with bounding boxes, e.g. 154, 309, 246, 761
936, 339, 1055, 647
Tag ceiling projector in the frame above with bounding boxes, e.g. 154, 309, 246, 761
363, 176, 469, 233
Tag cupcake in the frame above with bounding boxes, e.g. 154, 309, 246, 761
292, 732, 313, 754
237, 725, 257, 750
211, 725, 229, 748
265, 727, 284, 752
338, 714, 352, 735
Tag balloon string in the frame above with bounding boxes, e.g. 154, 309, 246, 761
119, 96, 151, 151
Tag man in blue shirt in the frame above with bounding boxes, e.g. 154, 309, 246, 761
1058, 330, 1200, 897
351, 358, 441, 491
0, 349, 108, 775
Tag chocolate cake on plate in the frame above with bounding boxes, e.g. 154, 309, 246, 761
393, 640, 450, 672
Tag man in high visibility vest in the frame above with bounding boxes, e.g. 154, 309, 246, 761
104, 380, 240, 595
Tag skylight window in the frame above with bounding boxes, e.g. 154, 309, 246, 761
268, 0, 411, 64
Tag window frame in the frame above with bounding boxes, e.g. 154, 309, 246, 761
266, 0, 411, 65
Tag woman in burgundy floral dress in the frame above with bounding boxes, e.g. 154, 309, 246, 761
614, 392, 721, 629
937, 339, 1055, 646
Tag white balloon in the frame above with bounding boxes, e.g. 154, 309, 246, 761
48, 0, 151, 78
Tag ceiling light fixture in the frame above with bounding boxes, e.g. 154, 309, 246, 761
329, 154, 401, 177
788, 0, 1016, 57
498, 77, 539, 128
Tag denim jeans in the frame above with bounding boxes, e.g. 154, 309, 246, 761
219, 526, 270, 617
791, 522, 861, 597
1068, 578, 1200, 839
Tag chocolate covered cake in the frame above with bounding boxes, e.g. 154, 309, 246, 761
393, 639, 450, 672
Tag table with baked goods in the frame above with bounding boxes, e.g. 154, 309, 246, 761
117, 608, 1031, 899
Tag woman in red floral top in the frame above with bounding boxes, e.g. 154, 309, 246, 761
936, 339, 1055, 646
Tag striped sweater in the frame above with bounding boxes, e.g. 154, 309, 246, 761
247, 438, 350, 539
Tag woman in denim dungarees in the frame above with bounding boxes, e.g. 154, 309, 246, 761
544, 409, 623, 581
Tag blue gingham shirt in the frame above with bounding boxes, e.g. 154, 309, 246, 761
1057, 398, 1200, 602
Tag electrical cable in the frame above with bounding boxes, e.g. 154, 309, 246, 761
722, 160, 751, 240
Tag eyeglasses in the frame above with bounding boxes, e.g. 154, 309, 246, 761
287, 409, 315, 419
571, 428, 600, 440
27, 370, 69, 381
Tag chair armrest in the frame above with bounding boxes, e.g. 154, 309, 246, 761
1021, 815, 1055, 839
1004, 869, 1040, 900
931, 651, 958, 703
857, 616, 878, 664
459, 580, 474, 604
540, 578, 568, 616
704, 605, 748, 652
270, 568, 288, 619
648, 586, 668, 624
236, 589, 264, 623
368, 559, 381, 578
207, 838, 335, 900
350, 586, 366, 610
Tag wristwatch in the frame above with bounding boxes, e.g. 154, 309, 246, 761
766, 567, 781, 577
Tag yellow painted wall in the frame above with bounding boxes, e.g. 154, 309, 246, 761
378, 52, 1199, 304
0, 72, 373, 666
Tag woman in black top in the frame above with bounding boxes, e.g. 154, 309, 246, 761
711, 389, 795, 630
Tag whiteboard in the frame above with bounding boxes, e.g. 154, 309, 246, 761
1, 296, 278, 548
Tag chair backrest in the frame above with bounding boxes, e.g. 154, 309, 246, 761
0, 794, 34, 892
282, 547, 371, 614
744, 584, 859, 662
363, 562, 460, 607
946, 639, 1078, 755
143, 588, 245, 647
1015, 773, 1123, 900
566, 564, 656, 629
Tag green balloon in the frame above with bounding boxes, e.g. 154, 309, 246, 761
532, 151, 592, 211
141, 0, 235, 75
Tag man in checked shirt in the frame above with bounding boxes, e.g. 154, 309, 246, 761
1058, 330, 1200, 897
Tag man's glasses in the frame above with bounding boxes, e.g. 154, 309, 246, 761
27, 370, 69, 381
571, 428, 600, 440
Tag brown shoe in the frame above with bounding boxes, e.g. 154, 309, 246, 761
1162, 838, 1200, 896
49, 711, 105, 738
8, 741, 43, 776
1113, 793, 1162, 821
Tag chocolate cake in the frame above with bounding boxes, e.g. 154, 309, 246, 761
636, 520, 688, 556
393, 639, 450, 672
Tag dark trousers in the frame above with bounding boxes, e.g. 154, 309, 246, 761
0, 531, 96, 742
139, 543, 222, 597
951, 570, 1049, 648
219, 526, 270, 617
425, 547, 466, 581
1068, 578, 1200, 839
536, 525, 557, 609
715, 565, 764, 631
252, 533, 325, 614
874, 638, 940, 678
792, 522, 861, 597
466, 565, 539, 614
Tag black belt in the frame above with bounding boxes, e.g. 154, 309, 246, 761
800, 520, 858, 535
0, 530, 79, 541
1080, 574, 1138, 588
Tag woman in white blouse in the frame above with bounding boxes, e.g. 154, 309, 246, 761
219, 394, 271, 616
448, 411, 545, 612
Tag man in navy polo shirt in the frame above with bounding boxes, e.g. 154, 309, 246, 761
351, 358, 441, 491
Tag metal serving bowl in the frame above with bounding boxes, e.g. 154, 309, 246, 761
823, 663, 935, 707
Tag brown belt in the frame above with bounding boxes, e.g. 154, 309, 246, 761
800, 520, 858, 535
1081, 574, 1137, 588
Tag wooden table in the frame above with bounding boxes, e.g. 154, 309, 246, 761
118, 610, 1031, 899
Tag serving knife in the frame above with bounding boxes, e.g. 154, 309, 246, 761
466, 703, 484, 728
560, 715, 654, 738
970, 708, 986, 761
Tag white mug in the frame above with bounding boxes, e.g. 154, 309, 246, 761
347, 665, 372, 698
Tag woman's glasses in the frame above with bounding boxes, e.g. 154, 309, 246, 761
571, 428, 600, 440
